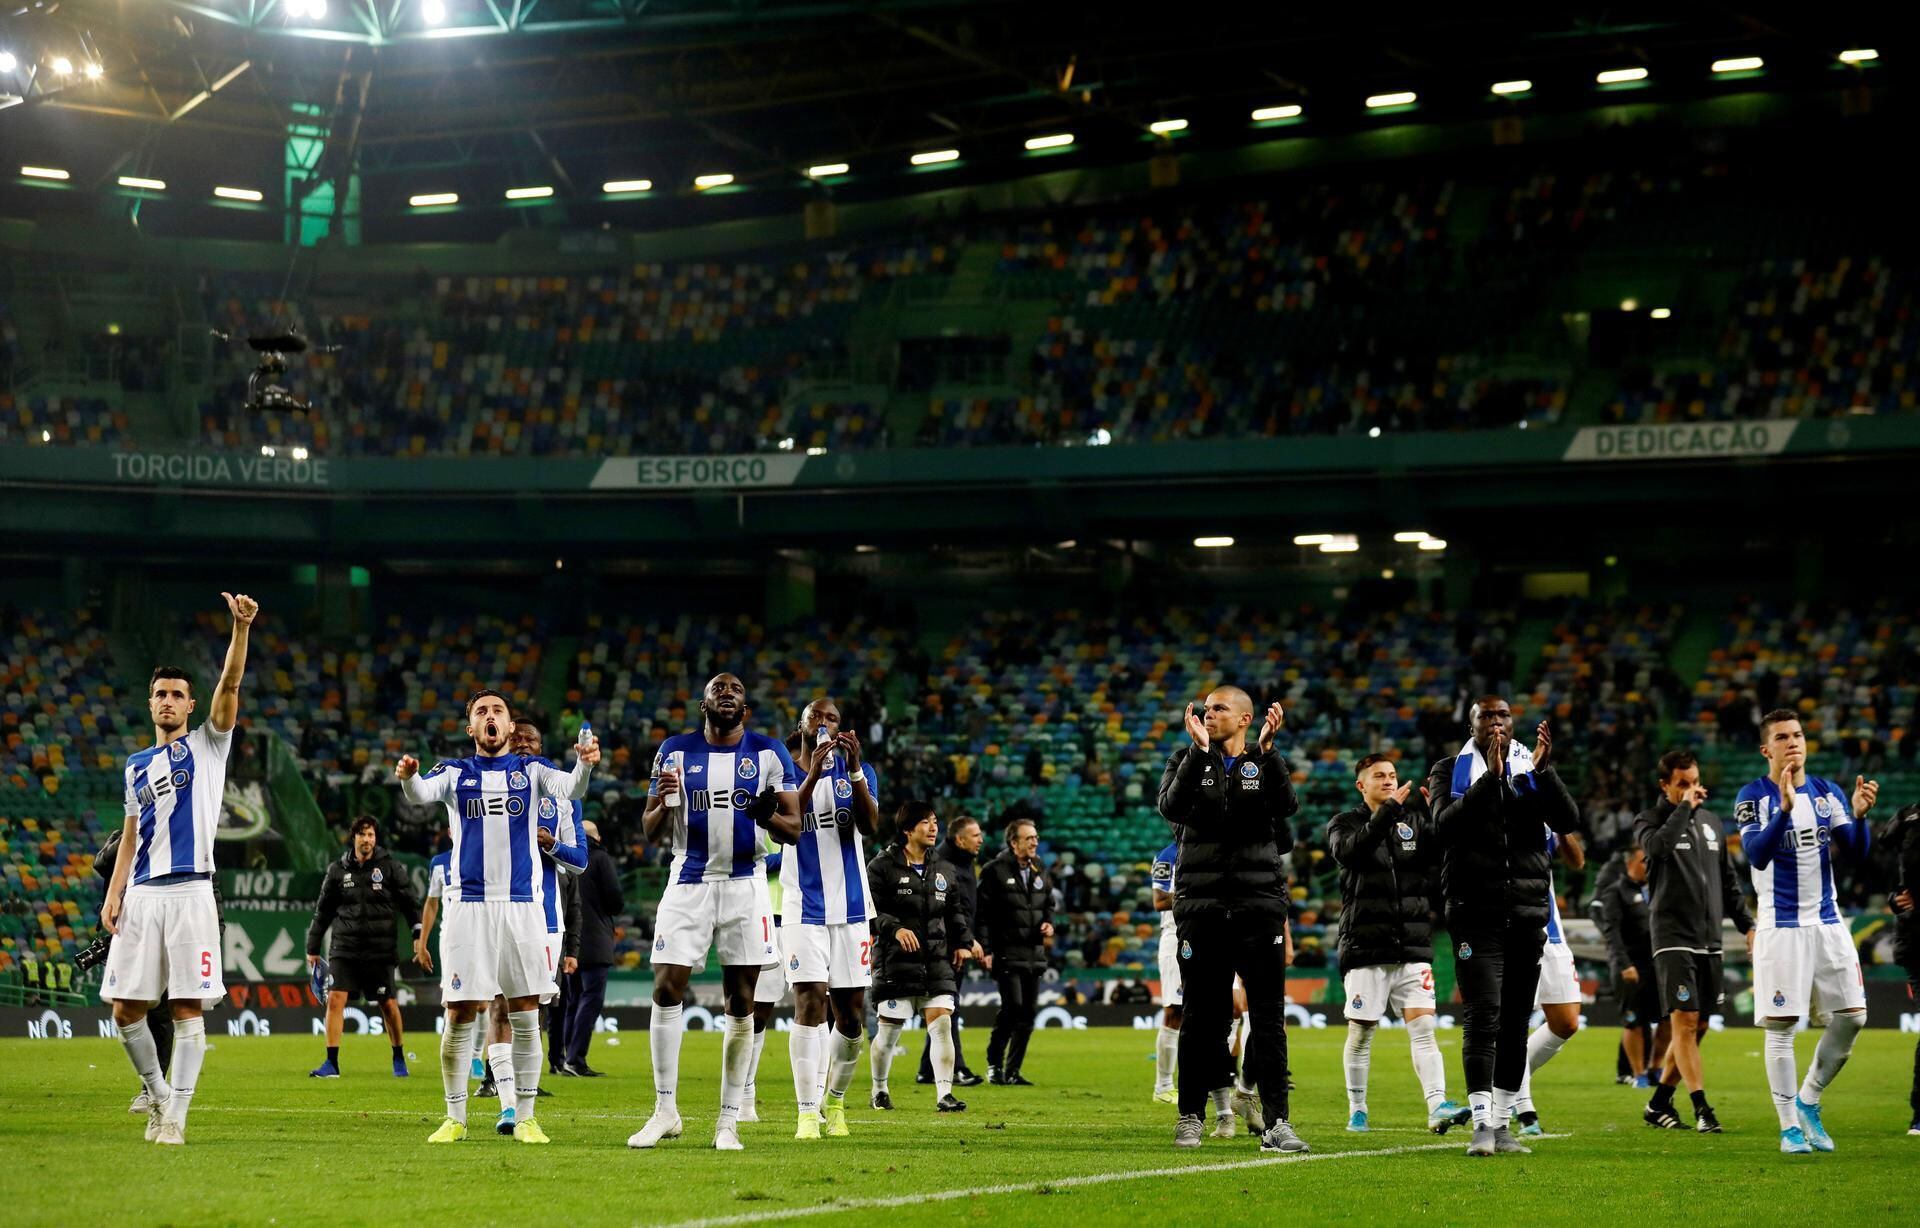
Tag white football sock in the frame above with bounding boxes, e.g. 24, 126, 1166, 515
816, 1022, 832, 1107
871, 1019, 903, 1094
1209, 1086, 1231, 1116
487, 1042, 516, 1108
743, 1028, 767, 1114
441, 1018, 476, 1124
1232, 1015, 1254, 1093
1406, 1014, 1448, 1111
1491, 1086, 1516, 1123
929, 1015, 957, 1098
1763, 1017, 1799, 1129
509, 1009, 541, 1120
1343, 1021, 1374, 1114
791, 1021, 823, 1112
164, 1017, 206, 1127
649, 1002, 684, 1114
1799, 1010, 1863, 1105
1154, 1025, 1179, 1094
1527, 1024, 1569, 1073
116, 1016, 173, 1104
717, 1013, 753, 1128
826, 1027, 862, 1100
1468, 1089, 1493, 1128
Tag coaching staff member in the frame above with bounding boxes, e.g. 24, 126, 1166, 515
1427, 696, 1577, 1158
561, 820, 622, 1076
919, 815, 986, 1088
1158, 686, 1307, 1153
305, 816, 421, 1078
1887, 804, 1920, 1135
1633, 750, 1753, 1133
978, 818, 1052, 1086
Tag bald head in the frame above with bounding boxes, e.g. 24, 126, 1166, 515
701, 673, 748, 734
1208, 686, 1253, 716
1198, 685, 1256, 750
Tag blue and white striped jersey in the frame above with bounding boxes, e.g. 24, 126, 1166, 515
427, 850, 451, 900
780, 756, 877, 926
1736, 775, 1869, 929
530, 754, 588, 934
402, 752, 592, 904
1152, 841, 1178, 930
1545, 826, 1565, 944
122, 724, 233, 886
650, 730, 798, 885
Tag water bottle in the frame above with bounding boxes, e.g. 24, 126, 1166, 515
663, 749, 683, 812
577, 719, 593, 749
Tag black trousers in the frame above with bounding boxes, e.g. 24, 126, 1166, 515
1452, 921, 1546, 1095
563, 964, 609, 1068
1909, 977, 1920, 1116
549, 968, 578, 1070
918, 1012, 971, 1079
986, 968, 1040, 1073
149, 999, 174, 1075
1175, 911, 1289, 1124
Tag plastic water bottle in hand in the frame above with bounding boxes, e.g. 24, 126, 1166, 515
663, 749, 683, 812
815, 722, 834, 766
577, 719, 593, 749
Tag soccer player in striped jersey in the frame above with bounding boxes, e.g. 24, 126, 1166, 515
629, 673, 803, 1152
1737, 709, 1878, 1155
782, 698, 880, 1140
398, 689, 598, 1145
1150, 841, 1182, 1106
100, 591, 257, 1146
1511, 826, 1584, 1136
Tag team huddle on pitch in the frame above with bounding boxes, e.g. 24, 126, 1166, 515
93, 599, 1901, 1158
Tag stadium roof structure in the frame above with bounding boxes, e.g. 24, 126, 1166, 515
0, 2, 1899, 238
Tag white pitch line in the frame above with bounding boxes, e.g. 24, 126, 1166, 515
654, 1135, 1571, 1228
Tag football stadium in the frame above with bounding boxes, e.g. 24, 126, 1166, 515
0, 3, 1915, 1223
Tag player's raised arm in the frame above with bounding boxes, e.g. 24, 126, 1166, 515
559, 732, 601, 800
207, 592, 259, 735
397, 755, 456, 804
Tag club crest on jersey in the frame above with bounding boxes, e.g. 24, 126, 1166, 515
167, 740, 188, 763
934, 873, 949, 892
539, 797, 557, 820
737, 756, 759, 780
509, 770, 529, 791
1625, 1010, 1637, 1024
1813, 795, 1838, 820
1180, 940, 1192, 960
1351, 995, 1363, 1009
655, 937, 667, 952
835, 778, 853, 800
1395, 822, 1415, 841
1773, 990, 1787, 1007
1458, 942, 1473, 959
1240, 761, 1260, 778
790, 954, 800, 971
371, 867, 383, 883
451, 974, 462, 990
1677, 985, 1691, 1003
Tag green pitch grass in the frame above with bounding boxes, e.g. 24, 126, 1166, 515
1, 1025, 1912, 1226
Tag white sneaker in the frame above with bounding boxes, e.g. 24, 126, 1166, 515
1210, 1112, 1237, 1140
130, 1091, 152, 1115
739, 1105, 760, 1124
145, 1101, 168, 1141
713, 1123, 744, 1151
626, 1110, 684, 1149
153, 1120, 186, 1146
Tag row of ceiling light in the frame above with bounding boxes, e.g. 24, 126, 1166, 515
1192, 532, 1449, 552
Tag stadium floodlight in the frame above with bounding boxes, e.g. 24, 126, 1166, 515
52, 56, 73, 75
0, 52, 15, 73
1088, 427, 1112, 446
260, 445, 275, 457
409, 192, 458, 207
1381, 568, 1395, 580
1365, 91, 1416, 108
602, 179, 652, 194
911, 149, 961, 165
21, 166, 70, 180
1620, 297, 1639, 312
1393, 531, 1431, 543
117, 176, 166, 191
805, 446, 827, 456
1292, 533, 1334, 546
1491, 79, 1532, 95
1596, 67, 1648, 84
1712, 57, 1763, 73
1838, 49, 1877, 64
1368, 426, 1382, 438
1650, 307, 1672, 319
1025, 133, 1074, 151
693, 173, 734, 189
1319, 536, 1361, 553
1193, 536, 1234, 549
1149, 118, 1188, 134
83, 61, 103, 80
504, 185, 553, 200
292, 446, 309, 460
806, 163, 850, 178
854, 545, 880, 554
1418, 538, 1448, 551
214, 185, 264, 201
1251, 104, 1303, 121
422, 0, 447, 23
777, 437, 796, 451
40, 429, 49, 441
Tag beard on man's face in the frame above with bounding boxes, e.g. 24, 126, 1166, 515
704, 700, 744, 732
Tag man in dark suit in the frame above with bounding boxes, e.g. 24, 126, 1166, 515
561, 820, 623, 1076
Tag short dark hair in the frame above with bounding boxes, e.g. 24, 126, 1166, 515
349, 816, 378, 838
1005, 818, 1037, 843
1470, 695, 1508, 721
466, 688, 509, 716
894, 800, 937, 845
149, 666, 192, 695
1759, 708, 1801, 740
1355, 753, 1393, 777
1656, 750, 1698, 783
951, 815, 982, 835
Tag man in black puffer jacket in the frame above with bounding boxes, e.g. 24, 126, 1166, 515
1327, 753, 1467, 1134
866, 801, 981, 1112
1884, 803, 1920, 1134
1424, 695, 1577, 1158
918, 816, 986, 1088
305, 816, 422, 1078
975, 818, 1054, 1087
1157, 685, 1306, 1154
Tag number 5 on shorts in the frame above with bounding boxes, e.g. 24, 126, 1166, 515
201, 950, 214, 977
